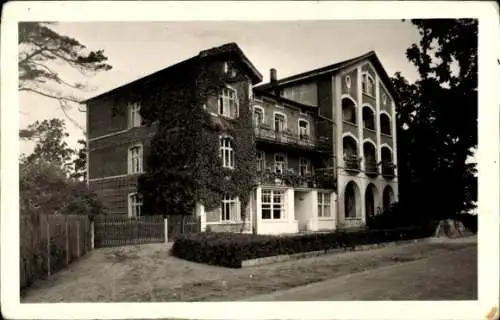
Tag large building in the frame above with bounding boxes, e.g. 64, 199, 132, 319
85, 43, 398, 234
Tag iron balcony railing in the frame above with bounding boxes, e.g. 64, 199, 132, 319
256, 168, 336, 190
344, 155, 361, 172
381, 162, 396, 178
254, 126, 329, 151
364, 160, 378, 176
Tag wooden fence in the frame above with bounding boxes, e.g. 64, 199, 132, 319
20, 214, 92, 290
94, 215, 165, 248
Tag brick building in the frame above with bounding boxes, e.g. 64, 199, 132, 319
84, 43, 398, 234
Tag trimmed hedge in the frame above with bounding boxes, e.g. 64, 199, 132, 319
171, 226, 435, 268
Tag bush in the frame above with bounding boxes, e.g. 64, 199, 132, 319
366, 202, 438, 230
171, 226, 435, 268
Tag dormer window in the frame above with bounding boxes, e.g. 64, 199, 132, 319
219, 87, 239, 118
129, 102, 141, 128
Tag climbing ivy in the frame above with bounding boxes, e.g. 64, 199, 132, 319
137, 57, 256, 221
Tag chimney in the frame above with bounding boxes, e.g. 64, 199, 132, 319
270, 68, 277, 83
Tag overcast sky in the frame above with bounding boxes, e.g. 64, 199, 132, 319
20, 20, 423, 155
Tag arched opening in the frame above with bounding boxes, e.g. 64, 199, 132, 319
343, 136, 359, 171
381, 147, 395, 178
365, 183, 378, 218
380, 114, 391, 135
342, 98, 356, 124
363, 142, 377, 176
362, 107, 375, 130
383, 185, 394, 212
344, 181, 360, 218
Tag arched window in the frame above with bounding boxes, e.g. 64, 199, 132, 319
381, 113, 392, 135
362, 106, 375, 130
342, 98, 356, 123
361, 74, 375, 96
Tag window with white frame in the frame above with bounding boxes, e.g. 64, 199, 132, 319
253, 106, 264, 126
128, 144, 143, 173
256, 150, 265, 172
128, 193, 143, 218
129, 102, 142, 128
261, 189, 286, 220
299, 157, 312, 176
318, 192, 331, 218
298, 119, 310, 139
219, 87, 238, 118
221, 195, 240, 222
361, 74, 375, 96
220, 137, 235, 169
274, 113, 286, 133
274, 153, 286, 174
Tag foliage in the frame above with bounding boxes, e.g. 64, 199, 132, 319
138, 57, 256, 224
391, 19, 477, 219
18, 22, 112, 129
70, 139, 87, 181
20, 159, 103, 217
366, 203, 439, 230
171, 226, 435, 268
20, 118, 75, 173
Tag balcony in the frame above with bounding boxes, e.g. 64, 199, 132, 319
344, 155, 361, 173
364, 160, 378, 177
381, 162, 396, 179
254, 125, 328, 151
256, 168, 335, 190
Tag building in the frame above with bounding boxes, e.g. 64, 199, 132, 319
85, 43, 398, 234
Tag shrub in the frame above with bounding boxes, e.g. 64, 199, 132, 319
171, 226, 435, 268
366, 202, 439, 230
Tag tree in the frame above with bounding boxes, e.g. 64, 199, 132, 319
19, 22, 112, 130
391, 19, 477, 219
70, 139, 87, 182
20, 118, 75, 173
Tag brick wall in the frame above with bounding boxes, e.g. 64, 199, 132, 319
89, 175, 140, 215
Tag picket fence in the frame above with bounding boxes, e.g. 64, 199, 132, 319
20, 214, 91, 290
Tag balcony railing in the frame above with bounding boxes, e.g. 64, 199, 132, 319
381, 162, 396, 178
256, 168, 335, 190
344, 155, 361, 172
254, 126, 328, 151
364, 160, 378, 176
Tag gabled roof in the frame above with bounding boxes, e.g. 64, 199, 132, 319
83, 42, 263, 103
254, 51, 399, 104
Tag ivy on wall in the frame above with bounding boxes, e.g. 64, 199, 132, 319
136, 57, 257, 220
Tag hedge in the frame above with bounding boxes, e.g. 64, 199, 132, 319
171, 226, 435, 268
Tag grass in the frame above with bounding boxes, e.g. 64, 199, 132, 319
21, 239, 476, 302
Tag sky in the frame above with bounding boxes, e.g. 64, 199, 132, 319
19, 20, 423, 155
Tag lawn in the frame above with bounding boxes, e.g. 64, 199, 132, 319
21, 238, 476, 302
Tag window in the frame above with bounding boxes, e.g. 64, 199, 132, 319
299, 157, 311, 176
261, 189, 286, 220
129, 103, 141, 128
128, 144, 143, 173
253, 107, 264, 126
256, 150, 265, 172
274, 153, 286, 174
361, 74, 375, 96
298, 119, 310, 139
274, 113, 286, 133
345, 75, 352, 89
219, 87, 238, 118
221, 195, 240, 222
220, 137, 235, 169
223, 61, 229, 73
318, 192, 331, 217
128, 193, 143, 218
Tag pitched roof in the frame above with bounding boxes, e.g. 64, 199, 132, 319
254, 51, 399, 103
83, 42, 263, 103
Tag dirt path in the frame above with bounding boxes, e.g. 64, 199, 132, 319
21, 237, 477, 302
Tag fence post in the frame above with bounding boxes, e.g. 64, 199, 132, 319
46, 220, 51, 278
65, 220, 69, 265
90, 220, 95, 249
76, 220, 80, 257
164, 218, 168, 244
